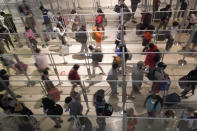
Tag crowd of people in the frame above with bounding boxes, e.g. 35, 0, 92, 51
0, 0, 197, 130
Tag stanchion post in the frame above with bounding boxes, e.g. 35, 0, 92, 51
49, 53, 62, 85
82, 81, 90, 111
173, 0, 180, 20
120, 2, 127, 131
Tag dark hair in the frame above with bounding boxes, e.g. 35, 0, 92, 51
73, 64, 80, 70
0, 69, 7, 75
65, 96, 72, 104
71, 9, 76, 14
172, 21, 179, 27
0, 11, 5, 16
97, 8, 103, 13
25, 26, 30, 31
43, 69, 48, 75
112, 63, 119, 69
39, 6, 44, 10
166, 4, 171, 9
89, 45, 94, 50
149, 43, 154, 49
35, 48, 41, 53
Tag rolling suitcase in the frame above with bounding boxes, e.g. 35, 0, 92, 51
165, 93, 181, 107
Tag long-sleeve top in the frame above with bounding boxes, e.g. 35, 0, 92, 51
26, 28, 35, 39
93, 26, 103, 43
35, 53, 48, 70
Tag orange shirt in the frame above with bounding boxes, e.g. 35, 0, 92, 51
144, 32, 152, 42
93, 26, 103, 43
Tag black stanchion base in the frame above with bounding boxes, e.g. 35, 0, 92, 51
178, 59, 187, 66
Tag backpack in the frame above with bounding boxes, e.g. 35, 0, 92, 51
92, 50, 103, 62
15, 62, 28, 72
147, 67, 157, 80
145, 95, 163, 111
103, 103, 113, 116
154, 49, 161, 63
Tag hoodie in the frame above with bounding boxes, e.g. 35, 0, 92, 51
145, 45, 158, 68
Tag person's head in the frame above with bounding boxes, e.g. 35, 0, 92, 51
137, 61, 144, 69
149, 43, 155, 49
112, 63, 119, 69
43, 69, 48, 76
89, 45, 94, 51
157, 62, 167, 70
35, 48, 41, 54
97, 8, 103, 13
0, 69, 7, 75
165, 4, 171, 10
71, 9, 76, 14
165, 110, 175, 118
81, 24, 86, 30
151, 95, 158, 102
73, 64, 80, 71
0, 11, 5, 16
39, 6, 45, 11
96, 89, 105, 98
172, 21, 179, 27
65, 96, 72, 104
25, 26, 30, 31
127, 108, 134, 117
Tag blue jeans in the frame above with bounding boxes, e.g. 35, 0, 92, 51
45, 23, 56, 39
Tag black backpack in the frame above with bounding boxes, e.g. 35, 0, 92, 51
92, 50, 103, 62
147, 67, 157, 80
154, 49, 161, 63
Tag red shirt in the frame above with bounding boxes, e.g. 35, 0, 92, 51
68, 69, 80, 81
145, 45, 158, 68
95, 15, 103, 24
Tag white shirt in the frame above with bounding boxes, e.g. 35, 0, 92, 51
35, 53, 48, 70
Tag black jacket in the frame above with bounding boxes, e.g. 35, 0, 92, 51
75, 27, 87, 43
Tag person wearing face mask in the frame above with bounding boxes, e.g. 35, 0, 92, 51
165, 21, 179, 51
